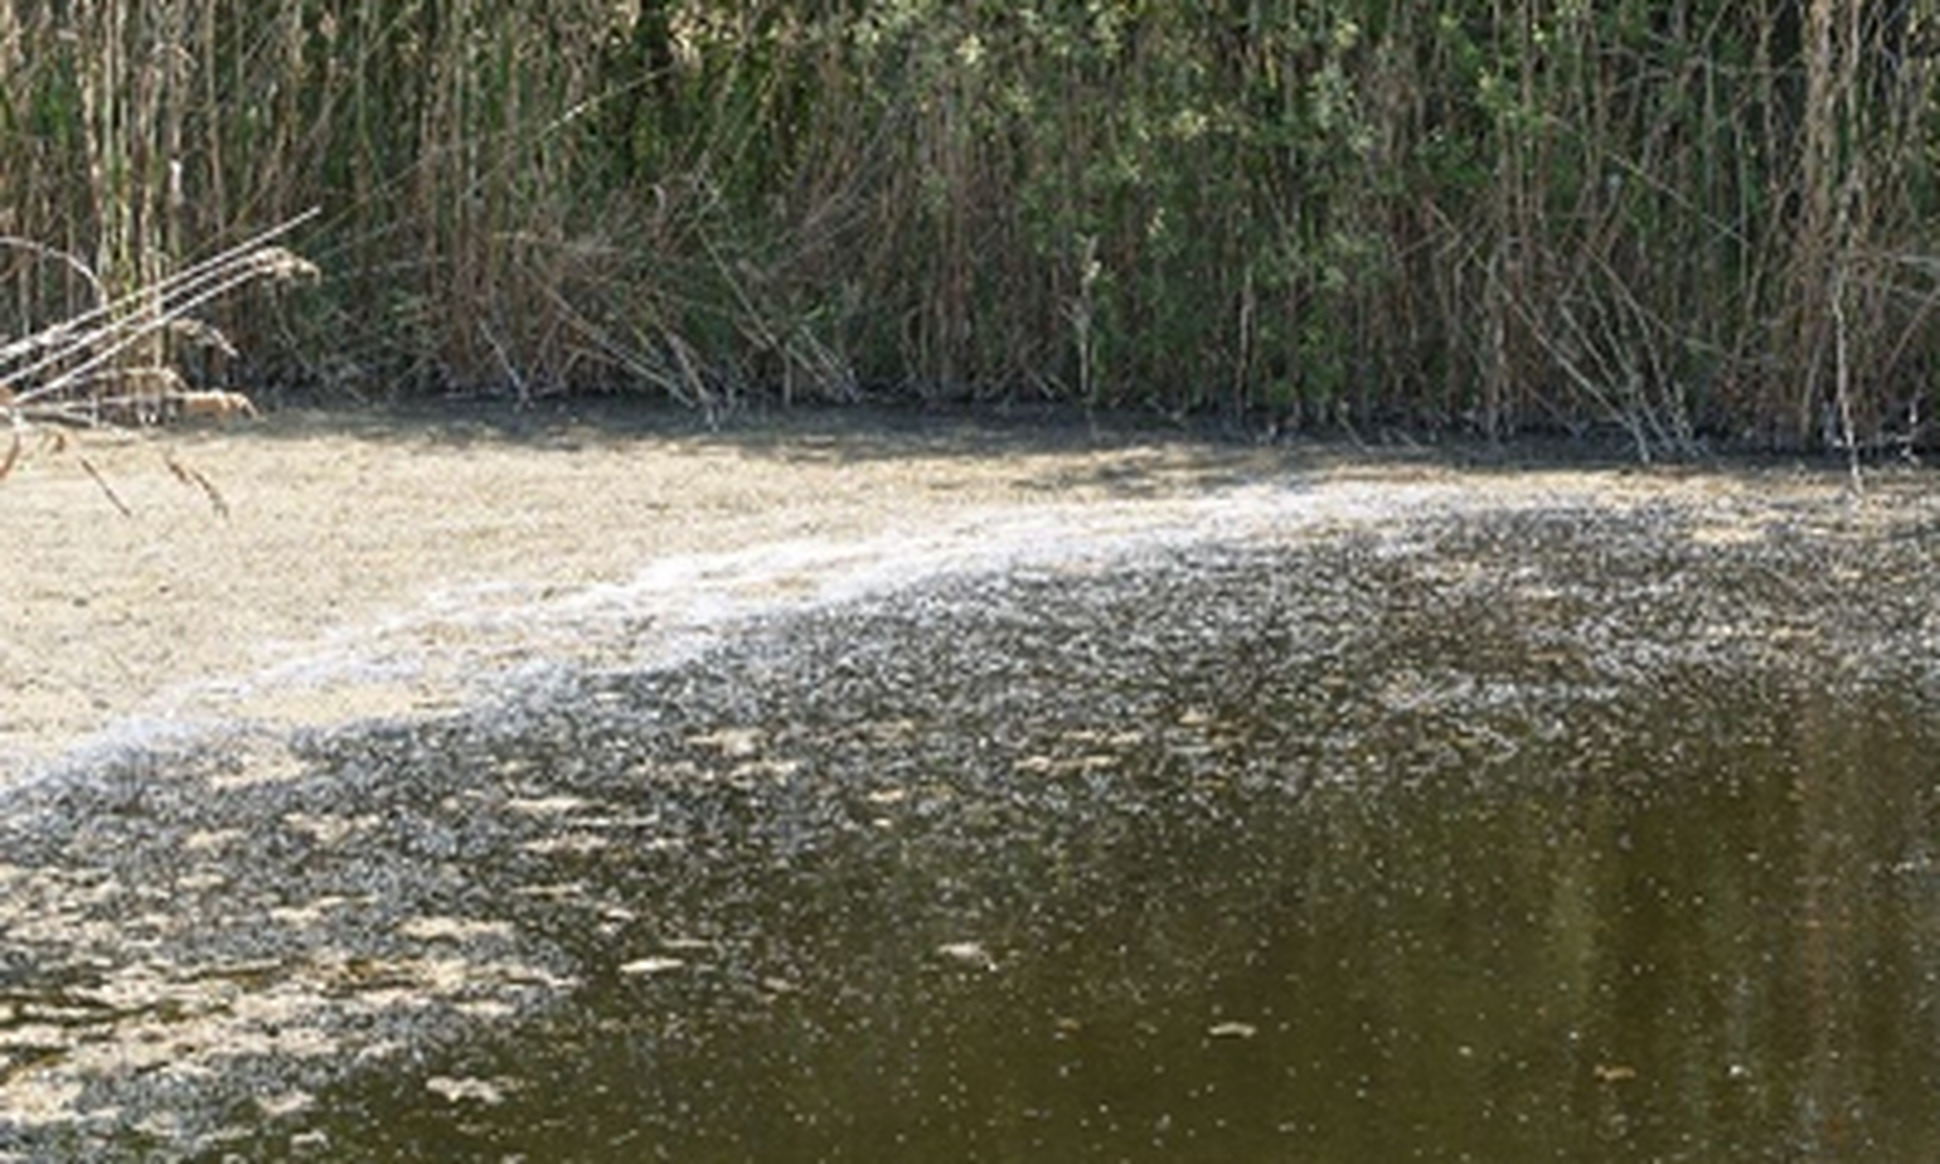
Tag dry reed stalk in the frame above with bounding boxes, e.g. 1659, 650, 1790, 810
0, 204, 312, 514
0, 209, 317, 429
0, 208, 314, 522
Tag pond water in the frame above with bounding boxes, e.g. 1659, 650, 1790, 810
6, 498, 1940, 1161
198, 506, 1940, 1162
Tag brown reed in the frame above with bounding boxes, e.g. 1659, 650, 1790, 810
0, 1, 1933, 453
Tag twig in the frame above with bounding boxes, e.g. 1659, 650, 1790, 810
479, 319, 531, 407
164, 450, 230, 518
78, 457, 132, 518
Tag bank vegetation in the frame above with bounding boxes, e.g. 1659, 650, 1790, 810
2, 0, 1938, 455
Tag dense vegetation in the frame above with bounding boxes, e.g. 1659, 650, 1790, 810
3, 0, 1938, 452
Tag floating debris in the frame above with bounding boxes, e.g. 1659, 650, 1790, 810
506, 795, 590, 816
398, 917, 515, 943
10, 477, 1940, 1158
426, 1075, 516, 1105
257, 1090, 315, 1118
618, 957, 687, 977
288, 1128, 332, 1156
687, 727, 763, 758
936, 942, 997, 971
660, 937, 718, 953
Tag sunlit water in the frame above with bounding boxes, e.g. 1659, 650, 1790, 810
6, 502, 1940, 1161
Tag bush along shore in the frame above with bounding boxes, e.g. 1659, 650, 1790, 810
2, 1, 1938, 456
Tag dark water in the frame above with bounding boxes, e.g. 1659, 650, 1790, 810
189, 509, 1940, 1162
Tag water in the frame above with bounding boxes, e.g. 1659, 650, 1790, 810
8, 502, 1940, 1160
318, 687, 1940, 1163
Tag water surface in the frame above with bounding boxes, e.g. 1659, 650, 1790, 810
203, 508, 1940, 1161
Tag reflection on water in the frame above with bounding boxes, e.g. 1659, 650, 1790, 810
215, 521, 1940, 1163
